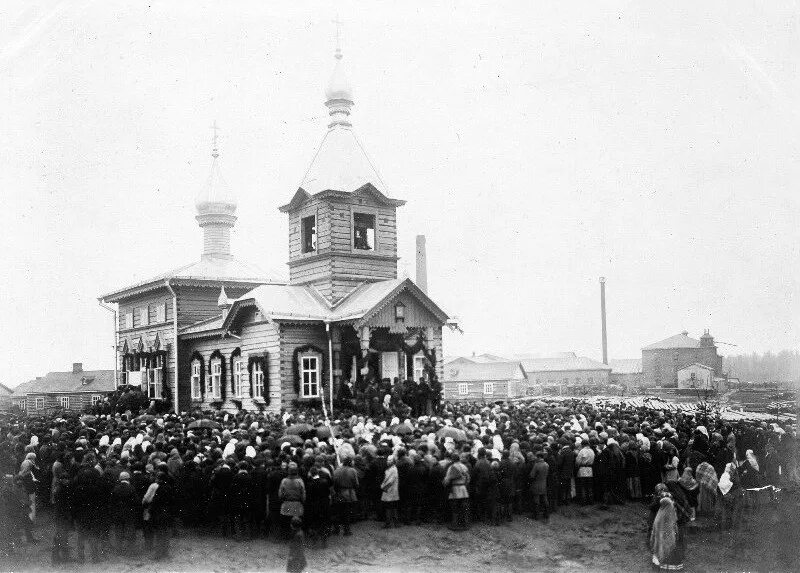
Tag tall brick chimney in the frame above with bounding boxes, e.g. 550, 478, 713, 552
72, 362, 83, 374
600, 277, 608, 365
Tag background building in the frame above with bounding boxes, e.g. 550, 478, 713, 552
521, 353, 611, 395
609, 358, 643, 391
0, 383, 12, 411
443, 361, 528, 402
17, 363, 114, 415
642, 330, 723, 388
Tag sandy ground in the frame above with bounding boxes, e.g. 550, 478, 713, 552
2, 500, 799, 573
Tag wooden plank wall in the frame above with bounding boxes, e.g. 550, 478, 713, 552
442, 380, 510, 401
176, 285, 251, 328
366, 291, 442, 329
179, 311, 281, 412
279, 323, 329, 405
26, 392, 105, 415
118, 288, 173, 331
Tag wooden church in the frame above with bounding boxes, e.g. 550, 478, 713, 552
100, 47, 451, 413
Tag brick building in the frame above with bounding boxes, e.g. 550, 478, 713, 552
641, 330, 723, 388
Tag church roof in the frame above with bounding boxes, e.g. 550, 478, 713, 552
643, 333, 702, 350
299, 124, 386, 196
181, 278, 449, 338
100, 256, 285, 303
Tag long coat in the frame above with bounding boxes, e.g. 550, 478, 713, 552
381, 465, 399, 502
529, 460, 549, 495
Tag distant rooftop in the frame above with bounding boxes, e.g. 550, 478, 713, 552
643, 332, 704, 350
13, 366, 115, 395
609, 358, 642, 374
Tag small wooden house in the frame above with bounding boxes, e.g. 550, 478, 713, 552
18, 363, 114, 415
443, 362, 528, 402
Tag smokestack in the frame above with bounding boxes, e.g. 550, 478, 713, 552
599, 277, 608, 364
416, 235, 428, 294
72, 362, 83, 374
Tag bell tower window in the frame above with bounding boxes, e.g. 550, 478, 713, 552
301, 215, 317, 253
353, 212, 376, 251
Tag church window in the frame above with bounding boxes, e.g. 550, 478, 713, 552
60, 396, 70, 410
458, 383, 469, 395
301, 215, 317, 253
300, 354, 320, 398
233, 359, 244, 397
124, 312, 134, 330
191, 360, 202, 399
155, 302, 166, 323
353, 212, 376, 250
483, 382, 494, 395
138, 307, 149, 327
148, 354, 163, 399
252, 361, 264, 398
210, 359, 222, 399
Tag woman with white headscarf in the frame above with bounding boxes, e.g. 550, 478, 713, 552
718, 462, 742, 530
650, 496, 684, 570
18, 452, 39, 523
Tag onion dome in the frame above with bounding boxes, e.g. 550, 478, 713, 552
325, 49, 354, 128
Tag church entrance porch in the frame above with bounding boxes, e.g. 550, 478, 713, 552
333, 324, 442, 417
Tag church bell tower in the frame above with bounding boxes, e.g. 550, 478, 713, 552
279, 46, 406, 304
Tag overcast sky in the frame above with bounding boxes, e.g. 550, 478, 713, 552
2, 1, 799, 385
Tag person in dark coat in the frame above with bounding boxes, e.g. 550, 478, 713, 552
143, 470, 174, 560
556, 443, 576, 506
51, 475, 72, 564
207, 461, 234, 537
110, 471, 138, 555
72, 456, 104, 563
471, 448, 492, 522
266, 461, 288, 539
250, 458, 269, 538
332, 457, 359, 536
405, 452, 428, 525
497, 452, 515, 522
304, 467, 331, 547
395, 448, 413, 524
529, 451, 549, 520
231, 463, 253, 540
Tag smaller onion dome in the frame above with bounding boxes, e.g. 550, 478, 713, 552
325, 49, 353, 103
195, 146, 237, 215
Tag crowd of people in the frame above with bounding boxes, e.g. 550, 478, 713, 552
1, 394, 797, 571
